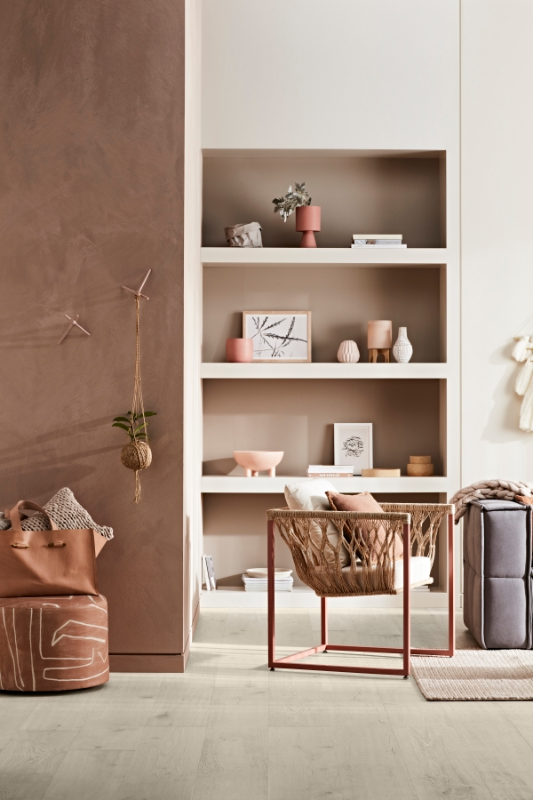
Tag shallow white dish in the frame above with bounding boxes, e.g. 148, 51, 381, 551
246, 567, 292, 579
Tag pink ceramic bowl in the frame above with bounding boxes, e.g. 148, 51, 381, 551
233, 450, 284, 477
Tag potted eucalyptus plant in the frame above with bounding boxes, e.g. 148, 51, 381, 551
272, 182, 321, 248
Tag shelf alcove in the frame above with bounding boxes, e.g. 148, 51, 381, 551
202, 150, 446, 249
198, 147, 459, 611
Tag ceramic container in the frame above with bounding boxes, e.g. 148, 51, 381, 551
226, 338, 253, 363
337, 340, 360, 363
367, 320, 392, 349
393, 327, 413, 363
295, 205, 321, 248
233, 450, 284, 477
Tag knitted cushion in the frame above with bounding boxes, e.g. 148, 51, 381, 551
0, 487, 113, 543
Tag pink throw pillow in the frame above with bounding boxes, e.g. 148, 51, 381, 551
326, 491, 404, 562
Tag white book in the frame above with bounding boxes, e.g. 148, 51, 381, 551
205, 554, 217, 590
308, 471, 354, 478
202, 555, 211, 591
353, 239, 403, 245
351, 243, 407, 248
308, 465, 353, 472
244, 584, 293, 592
352, 234, 403, 240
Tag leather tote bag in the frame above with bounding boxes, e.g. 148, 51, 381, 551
0, 501, 98, 597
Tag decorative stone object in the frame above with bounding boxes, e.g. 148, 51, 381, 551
224, 222, 263, 248
234, 450, 284, 477
226, 338, 253, 363
407, 455, 434, 477
337, 340, 360, 363
393, 327, 413, 363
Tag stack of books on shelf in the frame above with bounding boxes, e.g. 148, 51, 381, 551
307, 465, 354, 478
242, 568, 293, 592
351, 234, 406, 248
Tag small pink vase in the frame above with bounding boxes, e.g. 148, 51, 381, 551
226, 338, 253, 363
295, 205, 321, 248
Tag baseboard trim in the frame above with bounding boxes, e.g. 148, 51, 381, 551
192, 596, 200, 637
110, 599, 200, 674
110, 653, 186, 673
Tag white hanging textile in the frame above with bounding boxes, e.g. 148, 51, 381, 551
512, 335, 533, 431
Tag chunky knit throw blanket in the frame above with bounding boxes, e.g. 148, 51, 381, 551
450, 479, 533, 523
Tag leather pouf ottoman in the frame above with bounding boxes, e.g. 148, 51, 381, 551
0, 595, 109, 692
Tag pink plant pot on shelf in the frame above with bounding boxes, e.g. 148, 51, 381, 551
295, 205, 321, 248
233, 451, 284, 477
226, 338, 253, 363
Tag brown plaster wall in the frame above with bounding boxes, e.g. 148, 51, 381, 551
0, 1, 185, 658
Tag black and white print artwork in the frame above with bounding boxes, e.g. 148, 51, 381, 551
243, 312, 311, 362
334, 423, 373, 475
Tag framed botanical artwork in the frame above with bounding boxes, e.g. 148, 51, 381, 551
243, 311, 312, 363
334, 423, 373, 475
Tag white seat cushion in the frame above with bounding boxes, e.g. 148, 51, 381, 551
342, 556, 432, 591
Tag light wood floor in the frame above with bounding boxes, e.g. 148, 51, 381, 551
1, 608, 533, 799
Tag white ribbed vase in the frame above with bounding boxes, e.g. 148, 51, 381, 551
392, 327, 413, 363
337, 340, 360, 363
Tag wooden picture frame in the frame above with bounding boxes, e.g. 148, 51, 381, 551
334, 423, 373, 475
243, 311, 312, 363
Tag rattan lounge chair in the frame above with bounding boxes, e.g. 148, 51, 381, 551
267, 503, 455, 677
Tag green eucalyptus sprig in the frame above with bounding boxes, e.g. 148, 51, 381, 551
272, 182, 312, 222
112, 410, 156, 442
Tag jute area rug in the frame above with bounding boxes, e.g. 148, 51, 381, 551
411, 649, 533, 701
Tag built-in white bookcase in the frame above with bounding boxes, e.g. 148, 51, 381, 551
199, 150, 459, 609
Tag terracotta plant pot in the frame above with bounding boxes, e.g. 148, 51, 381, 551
295, 205, 321, 248
226, 338, 253, 363
233, 450, 284, 477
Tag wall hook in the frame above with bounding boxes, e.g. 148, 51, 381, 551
58, 314, 91, 345
122, 269, 152, 300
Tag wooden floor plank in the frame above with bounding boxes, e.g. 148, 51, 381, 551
2, 609, 533, 800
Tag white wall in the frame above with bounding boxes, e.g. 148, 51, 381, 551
461, 0, 533, 483
202, 0, 459, 150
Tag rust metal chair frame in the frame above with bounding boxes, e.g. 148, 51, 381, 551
267, 507, 455, 678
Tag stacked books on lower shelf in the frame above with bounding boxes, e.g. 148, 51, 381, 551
242, 568, 293, 592
351, 234, 406, 248
307, 465, 353, 478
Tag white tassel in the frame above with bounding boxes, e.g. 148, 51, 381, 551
516, 357, 533, 395
519, 376, 533, 431
512, 336, 530, 362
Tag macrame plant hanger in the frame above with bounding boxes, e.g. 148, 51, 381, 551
121, 270, 153, 502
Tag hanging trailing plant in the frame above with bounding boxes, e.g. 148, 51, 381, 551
112, 411, 156, 476
114, 279, 155, 503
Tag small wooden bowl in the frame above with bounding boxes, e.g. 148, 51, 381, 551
407, 463, 434, 476
409, 455, 432, 464
361, 468, 401, 478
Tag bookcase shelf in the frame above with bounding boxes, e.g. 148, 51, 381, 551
201, 363, 449, 379
201, 247, 448, 267
201, 475, 451, 494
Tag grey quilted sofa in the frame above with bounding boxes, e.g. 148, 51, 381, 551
463, 499, 532, 649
